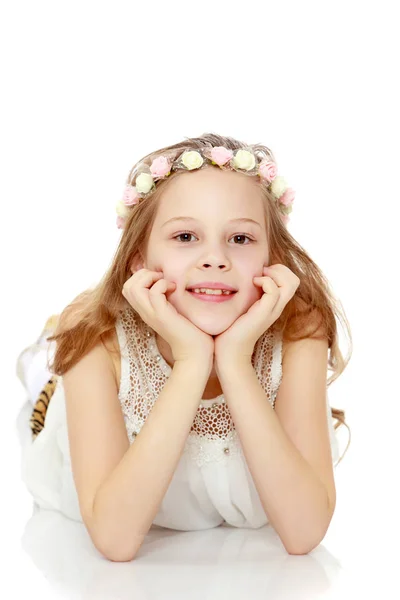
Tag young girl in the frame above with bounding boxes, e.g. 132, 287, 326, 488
16, 132, 352, 561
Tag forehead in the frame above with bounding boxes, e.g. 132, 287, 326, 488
156, 166, 264, 219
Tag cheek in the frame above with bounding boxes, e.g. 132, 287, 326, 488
248, 284, 263, 303
161, 268, 182, 285
158, 268, 183, 300
237, 281, 262, 311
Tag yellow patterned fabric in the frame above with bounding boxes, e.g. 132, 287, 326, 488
25, 313, 60, 440
30, 376, 59, 440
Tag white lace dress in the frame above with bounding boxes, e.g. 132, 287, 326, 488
19, 307, 340, 530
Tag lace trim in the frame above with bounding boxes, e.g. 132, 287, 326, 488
123, 412, 245, 467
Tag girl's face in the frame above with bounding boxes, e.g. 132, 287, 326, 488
139, 167, 270, 336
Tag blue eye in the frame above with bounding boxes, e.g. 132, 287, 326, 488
173, 231, 254, 245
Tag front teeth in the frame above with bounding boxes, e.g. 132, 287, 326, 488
192, 288, 233, 295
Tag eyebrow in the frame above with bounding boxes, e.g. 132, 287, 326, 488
161, 216, 262, 229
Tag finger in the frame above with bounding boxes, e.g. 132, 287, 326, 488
123, 270, 164, 311
264, 265, 298, 289
253, 275, 278, 292
262, 267, 286, 288
259, 277, 280, 301
126, 270, 163, 293
263, 264, 283, 273
148, 278, 176, 312
259, 276, 289, 319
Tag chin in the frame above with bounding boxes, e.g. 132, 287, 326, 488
185, 314, 236, 336
168, 290, 255, 335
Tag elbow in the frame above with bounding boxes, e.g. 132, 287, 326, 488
284, 532, 324, 555
101, 548, 139, 563
85, 517, 144, 562
83, 503, 144, 562
94, 535, 143, 562
284, 523, 331, 556
285, 540, 320, 556
285, 500, 336, 556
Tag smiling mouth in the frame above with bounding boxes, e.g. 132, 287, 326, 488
186, 289, 237, 302
187, 290, 236, 296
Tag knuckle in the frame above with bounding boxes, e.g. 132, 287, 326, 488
149, 279, 163, 292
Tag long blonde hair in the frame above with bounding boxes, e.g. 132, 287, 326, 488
47, 132, 352, 462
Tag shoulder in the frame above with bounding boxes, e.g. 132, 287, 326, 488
56, 302, 121, 386
282, 297, 327, 362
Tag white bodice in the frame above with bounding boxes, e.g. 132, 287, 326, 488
116, 306, 283, 468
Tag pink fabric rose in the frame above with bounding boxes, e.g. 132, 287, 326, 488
122, 185, 140, 206
150, 156, 171, 178
210, 146, 233, 166
116, 216, 126, 229
281, 213, 290, 225
278, 188, 295, 206
258, 160, 277, 182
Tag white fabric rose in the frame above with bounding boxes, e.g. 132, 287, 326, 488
270, 175, 288, 198
232, 149, 256, 171
115, 199, 130, 218
181, 150, 204, 170
135, 173, 154, 194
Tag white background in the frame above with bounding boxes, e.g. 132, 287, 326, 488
2, 0, 399, 597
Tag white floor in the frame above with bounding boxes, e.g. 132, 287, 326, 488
3, 393, 398, 600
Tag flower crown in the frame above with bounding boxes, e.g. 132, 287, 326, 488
115, 145, 295, 230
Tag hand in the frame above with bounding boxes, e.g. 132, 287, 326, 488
122, 268, 215, 366
214, 264, 300, 369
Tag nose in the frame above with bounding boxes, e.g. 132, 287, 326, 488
203, 263, 227, 269
199, 246, 231, 270
201, 256, 230, 270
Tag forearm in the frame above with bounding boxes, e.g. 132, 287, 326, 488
218, 361, 332, 555
92, 358, 211, 561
